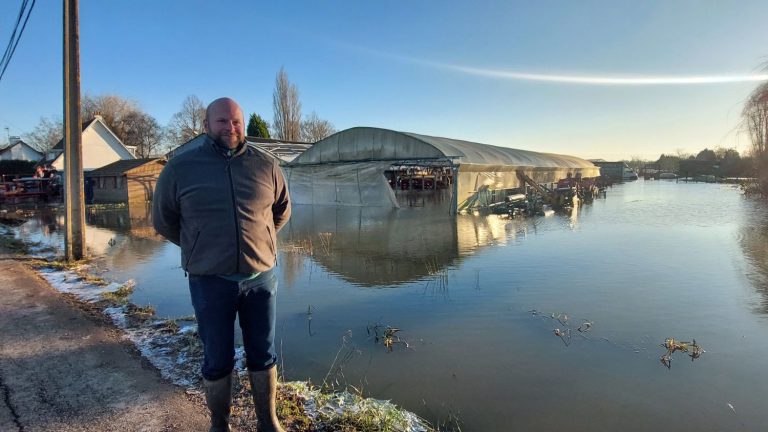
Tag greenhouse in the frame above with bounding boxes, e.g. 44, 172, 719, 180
284, 127, 599, 212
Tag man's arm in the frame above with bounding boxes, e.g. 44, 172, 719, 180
152, 163, 181, 245
272, 162, 291, 232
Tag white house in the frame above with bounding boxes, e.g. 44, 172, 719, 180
0, 137, 43, 161
40, 115, 136, 171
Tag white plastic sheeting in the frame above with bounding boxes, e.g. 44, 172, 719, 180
286, 127, 600, 210
284, 161, 398, 207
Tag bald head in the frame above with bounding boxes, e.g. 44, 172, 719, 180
204, 97, 245, 149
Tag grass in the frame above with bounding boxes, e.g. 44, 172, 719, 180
101, 282, 135, 303
313, 387, 429, 432
0, 231, 29, 253
27, 257, 111, 287
271, 381, 435, 432
27, 257, 86, 271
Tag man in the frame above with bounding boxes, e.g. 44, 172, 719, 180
153, 97, 290, 432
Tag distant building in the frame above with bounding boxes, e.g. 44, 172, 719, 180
85, 158, 165, 204
166, 134, 312, 163
589, 160, 638, 181
0, 137, 43, 162
37, 115, 136, 172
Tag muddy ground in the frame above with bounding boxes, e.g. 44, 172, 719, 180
0, 249, 210, 432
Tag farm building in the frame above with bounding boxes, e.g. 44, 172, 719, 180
284, 127, 599, 212
85, 158, 164, 204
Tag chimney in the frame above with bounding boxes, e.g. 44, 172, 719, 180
9, 136, 21, 145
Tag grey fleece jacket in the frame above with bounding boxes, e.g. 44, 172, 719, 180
152, 137, 291, 275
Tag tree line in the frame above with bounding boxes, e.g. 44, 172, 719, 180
625, 147, 755, 178
23, 68, 336, 158
624, 63, 766, 194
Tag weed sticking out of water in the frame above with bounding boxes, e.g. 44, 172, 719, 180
367, 323, 410, 352
423, 257, 449, 296
307, 305, 315, 337
101, 281, 135, 304
529, 309, 594, 348
660, 337, 704, 369
433, 406, 464, 432
282, 237, 315, 255
317, 232, 333, 255
322, 330, 360, 391
553, 328, 572, 346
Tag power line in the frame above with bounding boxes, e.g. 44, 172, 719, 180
0, 0, 36, 83
0, 0, 28, 69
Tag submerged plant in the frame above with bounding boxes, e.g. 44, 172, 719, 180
367, 323, 410, 352
660, 337, 704, 368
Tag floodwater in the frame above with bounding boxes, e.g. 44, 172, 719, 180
10, 181, 768, 431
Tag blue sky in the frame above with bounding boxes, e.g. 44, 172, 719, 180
1, 0, 767, 160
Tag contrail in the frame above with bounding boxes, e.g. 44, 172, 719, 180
440, 63, 768, 85
363, 47, 768, 85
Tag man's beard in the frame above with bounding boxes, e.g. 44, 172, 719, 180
212, 134, 243, 149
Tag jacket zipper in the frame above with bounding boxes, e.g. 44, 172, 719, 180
184, 230, 201, 274
226, 159, 242, 273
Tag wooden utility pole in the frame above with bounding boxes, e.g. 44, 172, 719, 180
63, 0, 85, 260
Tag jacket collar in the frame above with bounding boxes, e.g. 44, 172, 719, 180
205, 134, 248, 159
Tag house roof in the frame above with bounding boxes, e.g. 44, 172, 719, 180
51, 118, 98, 150
51, 115, 135, 153
0, 140, 41, 155
85, 158, 162, 177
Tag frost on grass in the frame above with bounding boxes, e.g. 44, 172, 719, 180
31, 260, 434, 431
283, 381, 431, 432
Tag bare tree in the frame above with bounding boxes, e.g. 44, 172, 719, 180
168, 95, 206, 146
24, 117, 63, 152
122, 111, 163, 158
82, 93, 140, 142
300, 111, 336, 143
743, 82, 768, 157
742, 81, 768, 193
272, 67, 302, 141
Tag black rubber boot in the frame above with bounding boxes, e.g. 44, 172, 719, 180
203, 374, 233, 432
248, 365, 285, 432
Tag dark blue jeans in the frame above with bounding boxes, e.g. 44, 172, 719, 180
188, 269, 278, 381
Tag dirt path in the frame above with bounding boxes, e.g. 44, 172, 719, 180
0, 251, 210, 432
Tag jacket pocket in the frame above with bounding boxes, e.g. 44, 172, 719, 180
266, 224, 275, 255
184, 230, 201, 270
